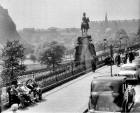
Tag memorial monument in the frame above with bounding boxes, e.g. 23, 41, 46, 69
74, 13, 97, 72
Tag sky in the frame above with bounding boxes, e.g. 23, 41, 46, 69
0, 0, 140, 29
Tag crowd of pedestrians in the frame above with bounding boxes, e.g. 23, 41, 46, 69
114, 49, 135, 66
104, 49, 136, 66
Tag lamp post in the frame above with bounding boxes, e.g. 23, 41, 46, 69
119, 37, 122, 50
104, 39, 107, 53
126, 38, 128, 49
110, 44, 113, 77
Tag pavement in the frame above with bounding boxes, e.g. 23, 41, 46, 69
2, 50, 140, 113
2, 63, 140, 113
2, 65, 120, 113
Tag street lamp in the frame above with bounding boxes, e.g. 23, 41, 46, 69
119, 37, 122, 50
104, 39, 107, 53
126, 38, 128, 48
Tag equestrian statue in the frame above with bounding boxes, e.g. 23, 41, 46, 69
74, 12, 97, 72
81, 12, 90, 36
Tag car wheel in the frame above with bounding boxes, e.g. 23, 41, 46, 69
138, 75, 140, 82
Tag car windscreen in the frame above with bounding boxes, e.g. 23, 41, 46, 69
133, 60, 140, 63
92, 81, 121, 92
95, 93, 121, 112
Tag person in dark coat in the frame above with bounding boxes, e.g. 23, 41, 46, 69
26, 79, 42, 100
88, 37, 97, 72
16, 82, 32, 104
10, 85, 20, 106
124, 51, 128, 64
115, 53, 121, 67
74, 37, 83, 66
129, 50, 134, 63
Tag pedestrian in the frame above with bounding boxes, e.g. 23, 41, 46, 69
115, 53, 121, 67
7, 86, 12, 107
16, 82, 32, 105
10, 85, 20, 106
129, 50, 134, 63
91, 59, 96, 72
124, 51, 128, 64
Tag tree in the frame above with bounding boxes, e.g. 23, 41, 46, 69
39, 41, 66, 70
30, 54, 37, 62
116, 29, 128, 38
1, 40, 26, 86
116, 29, 129, 48
137, 26, 140, 36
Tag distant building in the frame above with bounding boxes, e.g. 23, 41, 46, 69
89, 13, 139, 42
104, 12, 109, 29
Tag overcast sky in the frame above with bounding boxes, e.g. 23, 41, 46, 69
0, 0, 139, 29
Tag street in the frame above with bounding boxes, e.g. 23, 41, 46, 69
2, 65, 120, 113
0, 0, 139, 113
2, 58, 140, 113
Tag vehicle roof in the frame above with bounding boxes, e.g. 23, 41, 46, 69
133, 58, 140, 63
91, 76, 126, 93
121, 63, 137, 68
92, 76, 126, 83
136, 56, 140, 59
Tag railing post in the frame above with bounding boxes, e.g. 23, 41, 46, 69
71, 62, 74, 75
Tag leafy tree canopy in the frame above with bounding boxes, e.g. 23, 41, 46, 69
30, 54, 37, 62
116, 28, 128, 39
137, 26, 140, 36
39, 41, 66, 69
1, 40, 26, 86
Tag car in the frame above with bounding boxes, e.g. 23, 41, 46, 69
133, 57, 140, 66
88, 76, 135, 113
118, 63, 140, 80
133, 51, 139, 57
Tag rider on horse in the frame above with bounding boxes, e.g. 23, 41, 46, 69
81, 12, 90, 35
82, 12, 89, 29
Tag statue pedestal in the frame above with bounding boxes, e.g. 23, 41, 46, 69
77, 35, 92, 44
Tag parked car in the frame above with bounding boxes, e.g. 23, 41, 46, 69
133, 57, 140, 66
104, 56, 114, 66
133, 51, 139, 57
88, 76, 135, 113
118, 63, 140, 80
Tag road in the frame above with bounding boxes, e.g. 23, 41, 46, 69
2, 65, 120, 113
2, 60, 140, 113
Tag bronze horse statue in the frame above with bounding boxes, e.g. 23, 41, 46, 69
75, 13, 96, 71
81, 17, 90, 36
